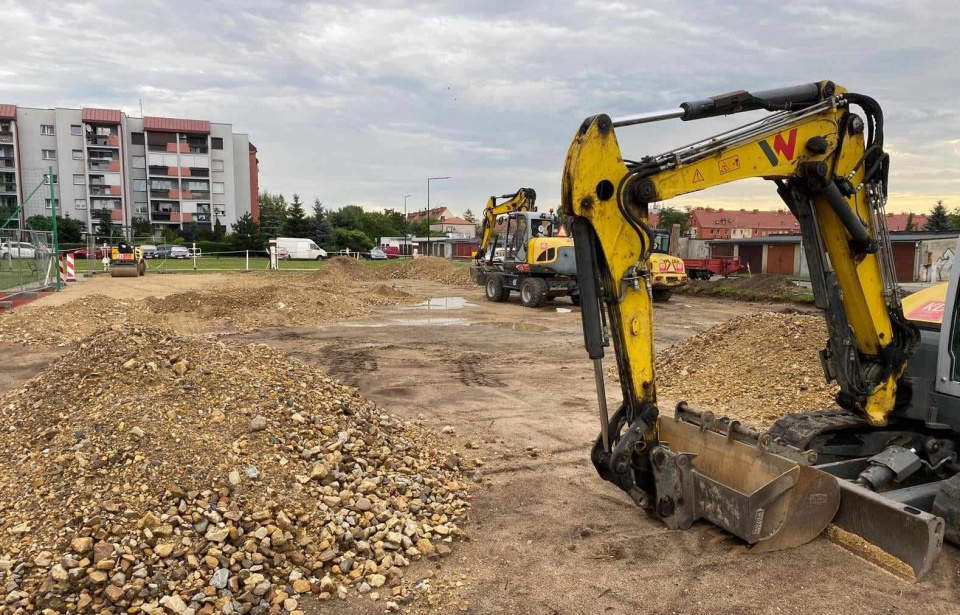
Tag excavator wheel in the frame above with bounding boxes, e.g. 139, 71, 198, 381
520, 277, 548, 308
485, 276, 509, 302
652, 289, 672, 302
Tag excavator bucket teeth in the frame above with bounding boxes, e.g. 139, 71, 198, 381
653, 418, 840, 550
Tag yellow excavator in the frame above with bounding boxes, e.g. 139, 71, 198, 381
562, 81, 958, 579
471, 188, 581, 307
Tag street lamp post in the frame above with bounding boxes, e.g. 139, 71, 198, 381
427, 176, 450, 256
403, 194, 412, 255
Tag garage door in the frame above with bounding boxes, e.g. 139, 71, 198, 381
738, 245, 763, 274
892, 243, 916, 282
767, 244, 796, 275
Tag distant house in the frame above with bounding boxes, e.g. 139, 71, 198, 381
686, 207, 928, 239
407, 207, 451, 223
429, 216, 476, 238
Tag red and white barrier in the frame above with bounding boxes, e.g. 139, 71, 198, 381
59, 253, 76, 282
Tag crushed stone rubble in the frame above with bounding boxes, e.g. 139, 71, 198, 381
653, 311, 839, 429
0, 324, 470, 614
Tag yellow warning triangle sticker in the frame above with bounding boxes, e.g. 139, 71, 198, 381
692, 169, 705, 183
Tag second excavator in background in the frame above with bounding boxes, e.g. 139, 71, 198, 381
561, 80, 958, 579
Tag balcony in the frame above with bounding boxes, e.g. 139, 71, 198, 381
89, 185, 122, 196
0, 133, 12, 144
196, 213, 211, 223
88, 159, 121, 172
0, 182, 16, 193
0, 159, 15, 169
183, 190, 210, 200
148, 165, 177, 177
87, 134, 120, 147
148, 142, 190, 154
150, 188, 182, 199
188, 167, 209, 178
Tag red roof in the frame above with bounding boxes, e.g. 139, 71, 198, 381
689, 207, 928, 233
433, 216, 472, 225
82, 107, 122, 124
690, 208, 799, 231
408, 207, 450, 221
0, 104, 16, 121
884, 213, 928, 232
143, 116, 210, 134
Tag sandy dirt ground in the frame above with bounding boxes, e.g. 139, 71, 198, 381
2, 274, 958, 614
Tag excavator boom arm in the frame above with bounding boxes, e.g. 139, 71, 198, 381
476, 188, 536, 261
561, 81, 919, 550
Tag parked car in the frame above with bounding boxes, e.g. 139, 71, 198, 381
141, 244, 159, 259
157, 245, 190, 259
71, 247, 105, 259
0, 241, 36, 259
381, 246, 402, 259
367, 248, 388, 260
276, 237, 327, 260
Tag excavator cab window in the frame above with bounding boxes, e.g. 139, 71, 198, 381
651, 230, 670, 254
508, 216, 528, 262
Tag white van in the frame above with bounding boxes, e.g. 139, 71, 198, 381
276, 237, 327, 260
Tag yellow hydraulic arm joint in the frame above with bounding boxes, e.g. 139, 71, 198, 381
475, 188, 536, 261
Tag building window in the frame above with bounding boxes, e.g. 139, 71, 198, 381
133, 155, 145, 169
73, 174, 85, 185
132, 132, 144, 145
72, 148, 83, 160
134, 179, 146, 192
70, 124, 82, 136
135, 204, 148, 214
43, 174, 59, 185
214, 205, 226, 217
40, 124, 55, 135
75, 199, 87, 209
211, 137, 223, 150
44, 198, 59, 209
212, 182, 225, 194
41, 149, 56, 160
212, 159, 224, 172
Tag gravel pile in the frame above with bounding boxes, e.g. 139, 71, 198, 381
0, 324, 470, 614
0, 275, 420, 347
377, 258, 473, 286
0, 295, 145, 347
678, 274, 811, 302
655, 312, 838, 428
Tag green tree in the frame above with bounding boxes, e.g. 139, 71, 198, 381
94, 209, 114, 240
182, 221, 201, 242
26, 215, 84, 243
132, 217, 153, 239
162, 227, 180, 244
655, 206, 690, 234
329, 205, 364, 231
463, 209, 477, 224
904, 212, 916, 232
230, 213, 263, 250
926, 200, 950, 232
358, 211, 403, 242
213, 217, 226, 241
333, 228, 374, 252
258, 191, 287, 239
311, 198, 335, 249
283, 193, 312, 237
408, 217, 439, 237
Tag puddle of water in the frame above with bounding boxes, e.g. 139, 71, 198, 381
481, 321, 549, 332
342, 317, 471, 328
404, 297, 474, 311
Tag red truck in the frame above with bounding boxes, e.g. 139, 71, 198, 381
683, 256, 743, 280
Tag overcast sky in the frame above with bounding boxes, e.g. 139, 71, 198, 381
3, 0, 958, 217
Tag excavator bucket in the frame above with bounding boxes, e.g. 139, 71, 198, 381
650, 416, 841, 551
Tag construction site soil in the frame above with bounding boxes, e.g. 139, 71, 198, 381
0, 270, 957, 614
679, 274, 814, 303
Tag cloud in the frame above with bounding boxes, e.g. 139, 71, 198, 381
2, 0, 958, 215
